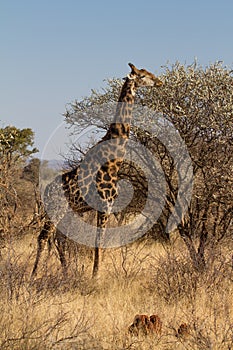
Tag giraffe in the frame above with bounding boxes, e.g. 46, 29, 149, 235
31, 63, 163, 278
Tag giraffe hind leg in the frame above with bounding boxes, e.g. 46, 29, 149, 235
31, 221, 54, 278
55, 231, 67, 276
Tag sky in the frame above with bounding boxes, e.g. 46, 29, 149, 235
1, 0, 233, 159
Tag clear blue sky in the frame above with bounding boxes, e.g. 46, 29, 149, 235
1, 0, 233, 158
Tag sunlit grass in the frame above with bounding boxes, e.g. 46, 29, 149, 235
0, 234, 232, 349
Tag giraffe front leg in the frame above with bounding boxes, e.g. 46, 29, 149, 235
92, 212, 109, 278
92, 245, 100, 278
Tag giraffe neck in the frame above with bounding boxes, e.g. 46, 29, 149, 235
103, 78, 136, 141
114, 78, 135, 123
118, 78, 136, 103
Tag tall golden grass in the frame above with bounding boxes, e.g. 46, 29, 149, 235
0, 233, 232, 349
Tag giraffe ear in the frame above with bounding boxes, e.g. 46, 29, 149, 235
127, 73, 136, 80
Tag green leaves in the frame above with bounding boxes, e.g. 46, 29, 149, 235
0, 126, 38, 159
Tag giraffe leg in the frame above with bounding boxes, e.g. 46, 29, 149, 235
55, 231, 67, 276
92, 212, 109, 278
92, 246, 100, 278
31, 221, 55, 278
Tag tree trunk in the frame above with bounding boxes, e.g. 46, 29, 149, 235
179, 224, 207, 272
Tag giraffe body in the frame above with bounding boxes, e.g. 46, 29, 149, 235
31, 63, 163, 278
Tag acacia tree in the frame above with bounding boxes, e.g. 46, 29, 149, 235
139, 62, 232, 269
64, 62, 233, 270
0, 126, 38, 240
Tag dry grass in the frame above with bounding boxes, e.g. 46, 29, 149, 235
0, 233, 232, 350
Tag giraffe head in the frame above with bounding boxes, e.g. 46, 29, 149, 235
127, 63, 163, 87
